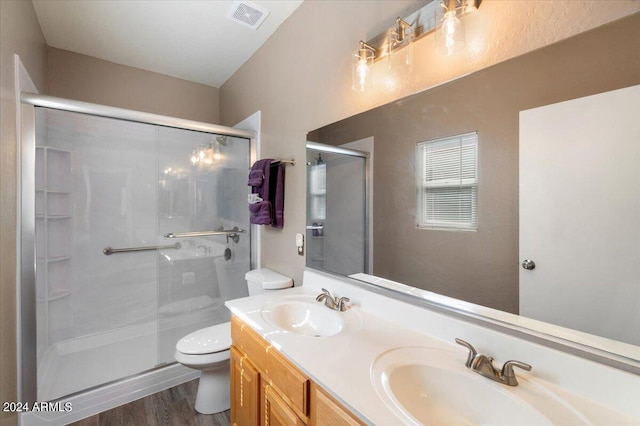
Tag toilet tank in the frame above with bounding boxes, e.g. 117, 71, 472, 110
245, 268, 293, 296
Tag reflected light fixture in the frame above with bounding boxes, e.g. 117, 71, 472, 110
190, 137, 225, 167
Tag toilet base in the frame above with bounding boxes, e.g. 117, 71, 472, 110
193, 360, 230, 414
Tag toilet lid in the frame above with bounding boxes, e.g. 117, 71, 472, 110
176, 322, 231, 355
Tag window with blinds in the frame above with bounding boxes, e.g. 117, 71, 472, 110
416, 132, 478, 230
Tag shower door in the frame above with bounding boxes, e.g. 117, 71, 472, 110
155, 126, 251, 364
33, 107, 250, 401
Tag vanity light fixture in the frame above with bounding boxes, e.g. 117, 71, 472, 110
351, 0, 480, 92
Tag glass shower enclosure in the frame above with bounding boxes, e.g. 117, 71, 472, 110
26, 105, 252, 402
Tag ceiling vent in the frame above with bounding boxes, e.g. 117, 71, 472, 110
227, 1, 270, 30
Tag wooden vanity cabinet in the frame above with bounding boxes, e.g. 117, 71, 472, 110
310, 384, 364, 426
230, 346, 260, 426
230, 316, 364, 426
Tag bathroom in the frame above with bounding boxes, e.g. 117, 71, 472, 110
2, 1, 640, 425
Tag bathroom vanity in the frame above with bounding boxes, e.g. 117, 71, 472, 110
226, 269, 640, 425
230, 316, 362, 425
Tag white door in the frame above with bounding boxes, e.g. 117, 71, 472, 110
519, 85, 640, 346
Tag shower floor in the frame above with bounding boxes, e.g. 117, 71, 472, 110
38, 306, 229, 401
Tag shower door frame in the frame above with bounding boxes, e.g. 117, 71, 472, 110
305, 141, 370, 275
18, 92, 257, 403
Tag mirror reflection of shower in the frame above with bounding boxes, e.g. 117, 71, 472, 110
190, 135, 228, 167
306, 142, 368, 276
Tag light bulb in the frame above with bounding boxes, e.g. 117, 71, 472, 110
443, 12, 459, 55
352, 43, 375, 92
213, 151, 222, 161
437, 8, 465, 56
356, 59, 369, 91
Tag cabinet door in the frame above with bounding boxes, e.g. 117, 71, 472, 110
311, 384, 364, 426
231, 346, 260, 426
264, 384, 305, 426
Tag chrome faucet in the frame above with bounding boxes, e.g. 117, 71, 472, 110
455, 338, 532, 386
315, 288, 350, 312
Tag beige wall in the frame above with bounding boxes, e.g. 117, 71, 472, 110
308, 14, 640, 313
220, 1, 640, 286
48, 47, 220, 123
0, 1, 47, 424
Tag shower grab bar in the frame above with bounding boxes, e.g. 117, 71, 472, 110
163, 227, 246, 243
103, 242, 182, 256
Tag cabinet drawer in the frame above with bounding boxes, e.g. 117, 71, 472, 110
266, 348, 310, 417
311, 383, 364, 426
231, 316, 269, 369
265, 382, 305, 426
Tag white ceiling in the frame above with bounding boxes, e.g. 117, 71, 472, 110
32, 0, 303, 88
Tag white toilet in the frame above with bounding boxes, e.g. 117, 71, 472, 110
174, 268, 293, 414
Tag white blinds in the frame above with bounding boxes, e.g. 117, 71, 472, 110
416, 132, 478, 230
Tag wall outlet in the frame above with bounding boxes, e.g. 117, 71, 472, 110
296, 233, 304, 256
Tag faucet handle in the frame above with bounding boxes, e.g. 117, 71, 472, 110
501, 360, 532, 386
455, 338, 477, 368
336, 297, 350, 312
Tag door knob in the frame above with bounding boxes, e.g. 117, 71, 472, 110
521, 259, 536, 270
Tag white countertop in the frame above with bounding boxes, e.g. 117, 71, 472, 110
226, 270, 640, 425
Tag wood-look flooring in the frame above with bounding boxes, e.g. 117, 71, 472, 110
71, 380, 230, 426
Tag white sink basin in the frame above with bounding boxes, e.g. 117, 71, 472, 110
371, 347, 588, 425
261, 295, 360, 337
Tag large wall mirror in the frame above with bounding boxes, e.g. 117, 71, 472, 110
306, 14, 640, 366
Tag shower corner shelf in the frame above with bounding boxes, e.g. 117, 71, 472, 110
36, 141, 74, 350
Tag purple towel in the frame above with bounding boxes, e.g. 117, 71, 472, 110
248, 159, 273, 225
247, 169, 264, 187
248, 159, 272, 198
272, 163, 285, 228
247, 159, 285, 228
249, 200, 272, 225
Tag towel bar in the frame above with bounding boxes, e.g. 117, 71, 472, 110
163, 227, 247, 243
103, 242, 181, 255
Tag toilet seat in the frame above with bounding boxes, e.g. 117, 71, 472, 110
176, 322, 231, 355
